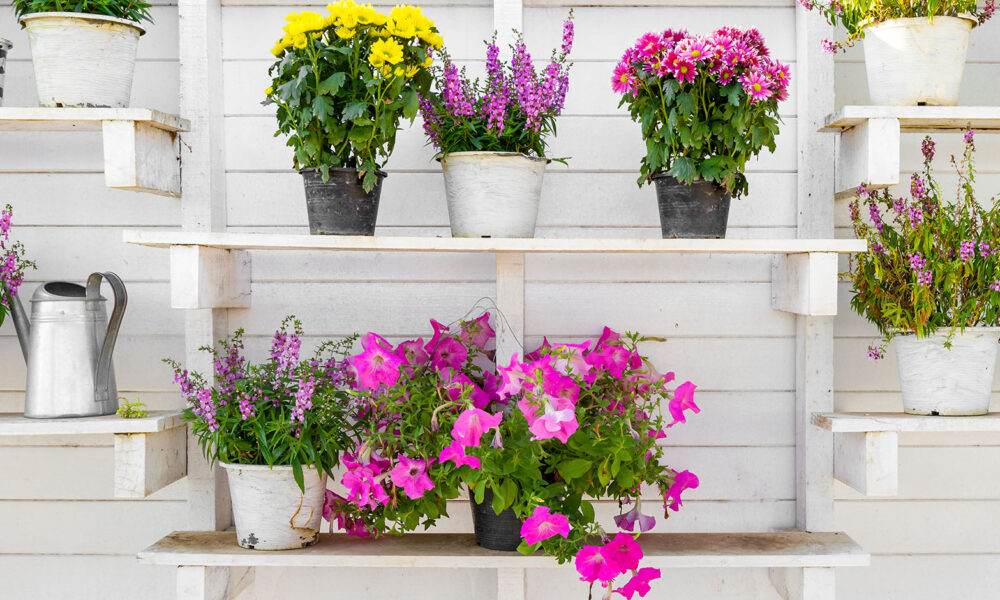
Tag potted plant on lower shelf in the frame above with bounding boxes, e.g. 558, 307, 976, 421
799, 0, 995, 106
266, 1, 442, 235
13, 0, 152, 107
418, 14, 574, 238
0, 204, 34, 326
166, 318, 358, 550
850, 132, 1000, 416
327, 314, 701, 598
613, 27, 789, 239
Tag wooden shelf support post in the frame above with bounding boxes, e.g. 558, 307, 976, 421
770, 567, 836, 600
833, 431, 898, 496
114, 426, 188, 498
176, 566, 252, 600
771, 252, 839, 316
170, 245, 252, 310
102, 119, 183, 197
495, 252, 525, 369
832, 117, 900, 199
497, 567, 526, 600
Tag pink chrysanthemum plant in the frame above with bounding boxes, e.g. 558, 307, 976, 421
418, 12, 574, 159
849, 131, 1000, 360
798, 0, 995, 53
332, 314, 700, 599
613, 27, 789, 197
165, 317, 359, 489
0, 204, 35, 326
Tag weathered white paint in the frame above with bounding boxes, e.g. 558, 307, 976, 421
441, 152, 547, 238
895, 330, 999, 416
823, 105, 1000, 132
494, 252, 525, 368
19, 12, 144, 108
0, 410, 183, 434
114, 425, 188, 498
832, 118, 900, 199
771, 252, 839, 316
832, 431, 898, 497
0, 38, 11, 108
222, 464, 327, 551
862, 16, 974, 106
170, 246, 252, 309
496, 567, 526, 600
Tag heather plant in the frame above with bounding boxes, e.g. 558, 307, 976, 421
849, 132, 1000, 360
165, 317, 358, 489
798, 0, 995, 53
11, 0, 152, 23
0, 205, 35, 328
613, 27, 790, 197
266, 1, 442, 191
418, 13, 574, 158
327, 313, 701, 599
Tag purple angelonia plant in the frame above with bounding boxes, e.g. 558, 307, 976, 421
419, 12, 574, 159
0, 204, 35, 327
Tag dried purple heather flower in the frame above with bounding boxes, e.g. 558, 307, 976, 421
868, 203, 883, 234
960, 241, 976, 263
965, 129, 975, 145
921, 138, 935, 161
866, 345, 883, 361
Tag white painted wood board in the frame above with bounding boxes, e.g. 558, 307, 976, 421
814, 412, 1000, 432
139, 531, 869, 568
0, 107, 189, 131
0, 411, 183, 435
823, 106, 1000, 132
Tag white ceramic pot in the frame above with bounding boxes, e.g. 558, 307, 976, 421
862, 16, 975, 106
223, 463, 328, 551
441, 151, 548, 238
895, 329, 999, 416
20, 12, 145, 108
0, 38, 11, 107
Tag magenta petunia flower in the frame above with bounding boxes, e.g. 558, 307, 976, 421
424, 319, 451, 353
666, 381, 699, 427
341, 458, 390, 510
522, 396, 578, 443
601, 532, 643, 572
390, 456, 435, 500
452, 407, 503, 447
442, 371, 491, 409
323, 490, 374, 537
614, 567, 662, 600
520, 506, 571, 545
575, 545, 621, 583
460, 312, 496, 351
430, 336, 469, 372
396, 338, 430, 366
739, 69, 771, 103
351, 332, 404, 390
438, 440, 481, 469
614, 501, 656, 533
497, 353, 529, 398
664, 469, 699, 511
550, 341, 592, 379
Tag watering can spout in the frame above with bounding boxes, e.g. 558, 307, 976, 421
3, 284, 30, 362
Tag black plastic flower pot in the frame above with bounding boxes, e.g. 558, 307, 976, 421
299, 168, 385, 236
469, 488, 523, 551
651, 174, 732, 239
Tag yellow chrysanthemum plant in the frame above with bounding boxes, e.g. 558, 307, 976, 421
266, 2, 442, 196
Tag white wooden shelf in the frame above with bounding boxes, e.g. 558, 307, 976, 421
814, 412, 1000, 496
820, 105, 1000, 199
122, 231, 865, 319
0, 411, 187, 499
139, 531, 869, 600
0, 107, 190, 197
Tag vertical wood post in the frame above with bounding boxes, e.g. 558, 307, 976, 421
795, 5, 836, 533
178, 0, 232, 532
497, 567, 526, 600
495, 252, 526, 369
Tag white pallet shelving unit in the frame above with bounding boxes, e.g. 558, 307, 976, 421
820, 105, 1000, 198
0, 411, 186, 498
120, 2, 873, 600
0, 107, 189, 197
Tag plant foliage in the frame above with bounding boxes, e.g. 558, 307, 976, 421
0, 204, 34, 329
12, 0, 152, 24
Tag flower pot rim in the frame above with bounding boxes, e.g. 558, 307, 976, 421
220, 462, 298, 471
299, 166, 388, 178
895, 326, 1000, 338
863, 14, 977, 31
0, 38, 11, 49
437, 151, 551, 164
19, 11, 146, 35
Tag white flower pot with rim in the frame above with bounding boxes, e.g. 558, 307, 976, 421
0, 38, 11, 107
223, 463, 328, 550
440, 151, 549, 238
895, 328, 999, 416
862, 15, 975, 106
19, 12, 145, 108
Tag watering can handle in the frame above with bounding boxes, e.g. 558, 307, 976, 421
87, 272, 127, 404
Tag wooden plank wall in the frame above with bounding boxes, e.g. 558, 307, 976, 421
0, 0, 997, 598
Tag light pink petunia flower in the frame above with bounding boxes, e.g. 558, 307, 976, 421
452, 407, 503, 447
390, 456, 435, 500
350, 332, 403, 390
520, 506, 571, 545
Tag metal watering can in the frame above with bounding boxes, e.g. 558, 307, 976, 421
6, 273, 127, 418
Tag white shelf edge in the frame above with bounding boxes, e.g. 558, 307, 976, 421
0, 107, 190, 132
821, 105, 1000, 132
0, 410, 185, 435
812, 412, 1000, 433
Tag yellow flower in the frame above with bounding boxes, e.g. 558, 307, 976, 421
405, 64, 419, 77
394, 65, 405, 76
353, 4, 379, 25
265, 86, 274, 95
419, 31, 443, 49
368, 37, 405, 67
293, 34, 309, 49
422, 55, 433, 68
283, 11, 326, 36
371, 12, 389, 26
381, 64, 394, 78
335, 26, 355, 39
385, 17, 416, 39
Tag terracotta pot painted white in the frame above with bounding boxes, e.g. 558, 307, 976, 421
895, 329, 999, 416
0, 38, 11, 107
441, 151, 549, 238
20, 13, 145, 108
862, 16, 975, 106
223, 463, 328, 551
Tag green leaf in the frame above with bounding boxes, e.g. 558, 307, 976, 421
491, 484, 506, 515
473, 481, 486, 505
556, 458, 592, 480
292, 461, 305, 492
343, 101, 368, 121
317, 71, 346, 96
499, 479, 517, 511
668, 156, 697, 183
676, 92, 696, 117
402, 89, 420, 120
